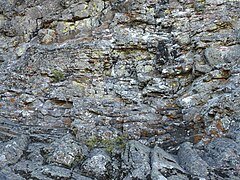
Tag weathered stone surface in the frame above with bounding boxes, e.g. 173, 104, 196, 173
122, 140, 151, 179
0, 135, 29, 168
178, 142, 209, 177
204, 138, 240, 168
204, 45, 240, 68
0, 167, 25, 180
151, 146, 186, 180
0, 172, 7, 180
26, 143, 45, 164
31, 165, 73, 179
81, 148, 113, 179
0, 0, 240, 179
45, 134, 84, 167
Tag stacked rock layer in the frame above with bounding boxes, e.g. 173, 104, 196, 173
0, 0, 239, 179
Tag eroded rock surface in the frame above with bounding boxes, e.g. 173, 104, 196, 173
0, 0, 240, 179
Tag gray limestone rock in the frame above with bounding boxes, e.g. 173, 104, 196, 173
0, 135, 29, 168
46, 134, 85, 167
26, 143, 45, 164
151, 146, 185, 180
204, 138, 240, 169
31, 165, 72, 179
122, 140, 151, 179
0, 172, 8, 180
81, 148, 113, 179
204, 45, 240, 68
72, 173, 93, 180
0, 0, 240, 179
178, 142, 209, 177
168, 175, 189, 180
0, 167, 25, 180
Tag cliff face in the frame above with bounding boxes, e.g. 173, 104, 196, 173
0, 0, 240, 179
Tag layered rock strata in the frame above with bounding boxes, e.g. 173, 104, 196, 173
0, 0, 240, 179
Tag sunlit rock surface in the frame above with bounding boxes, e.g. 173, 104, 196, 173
0, 0, 240, 179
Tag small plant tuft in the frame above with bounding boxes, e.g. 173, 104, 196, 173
86, 134, 128, 154
51, 69, 65, 82
86, 137, 99, 149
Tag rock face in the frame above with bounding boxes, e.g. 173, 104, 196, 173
0, 0, 240, 179
81, 148, 113, 179
178, 142, 209, 177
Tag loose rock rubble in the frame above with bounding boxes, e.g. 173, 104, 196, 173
0, 0, 240, 179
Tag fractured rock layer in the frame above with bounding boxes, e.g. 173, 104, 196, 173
0, 0, 240, 179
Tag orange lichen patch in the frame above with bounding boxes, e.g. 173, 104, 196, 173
209, 129, 220, 138
166, 103, 177, 107
222, 70, 230, 77
51, 99, 73, 108
216, 120, 225, 132
140, 129, 164, 138
193, 134, 205, 144
9, 98, 16, 103
167, 115, 176, 119
140, 129, 151, 137
64, 119, 72, 127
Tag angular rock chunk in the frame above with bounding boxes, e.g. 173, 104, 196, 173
0, 167, 25, 180
204, 138, 240, 168
46, 134, 85, 167
122, 140, 151, 179
0, 172, 8, 180
81, 148, 112, 179
204, 45, 240, 67
31, 165, 72, 179
151, 146, 186, 180
0, 135, 29, 168
26, 143, 45, 164
178, 142, 209, 177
